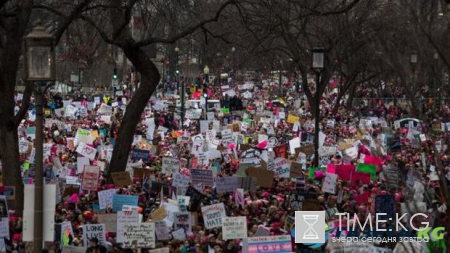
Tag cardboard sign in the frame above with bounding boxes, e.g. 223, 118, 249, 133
111, 171, 133, 187
97, 214, 117, 232
151, 206, 167, 221
133, 167, 152, 178
201, 203, 226, 229
222, 216, 248, 240
295, 145, 314, 156
247, 168, 274, 188
290, 162, 303, 178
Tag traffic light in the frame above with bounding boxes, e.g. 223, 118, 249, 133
113, 68, 118, 80
203, 88, 208, 98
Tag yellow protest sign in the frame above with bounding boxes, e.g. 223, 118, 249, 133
287, 115, 299, 124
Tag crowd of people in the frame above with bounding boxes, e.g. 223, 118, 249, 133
5, 77, 450, 253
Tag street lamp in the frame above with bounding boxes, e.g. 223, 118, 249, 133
311, 46, 325, 167
410, 51, 418, 65
203, 66, 210, 120
24, 22, 55, 252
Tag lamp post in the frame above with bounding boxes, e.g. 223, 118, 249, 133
231, 47, 236, 80
410, 51, 419, 113
203, 65, 210, 120
312, 47, 325, 167
24, 22, 56, 253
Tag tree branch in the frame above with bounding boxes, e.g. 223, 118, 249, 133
134, 0, 237, 47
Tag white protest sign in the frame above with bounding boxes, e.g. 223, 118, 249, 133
272, 158, 290, 178
98, 189, 116, 210
76, 142, 97, 160
162, 157, 180, 174
122, 223, 155, 249
172, 173, 190, 187
222, 216, 248, 240
83, 224, 106, 247
116, 211, 140, 243
201, 203, 226, 229
172, 228, 186, 241
173, 212, 192, 232
322, 173, 337, 194
155, 221, 170, 241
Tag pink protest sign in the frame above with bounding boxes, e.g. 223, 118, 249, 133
335, 165, 354, 181
364, 155, 384, 172
351, 171, 371, 186
326, 164, 335, 174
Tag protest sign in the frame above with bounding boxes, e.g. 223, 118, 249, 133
246, 235, 292, 253
155, 221, 170, 241
222, 216, 248, 240
81, 166, 100, 191
173, 212, 192, 232
272, 158, 290, 178
247, 168, 274, 188
151, 206, 167, 222
351, 171, 371, 186
60, 221, 74, 246
290, 162, 303, 178
185, 186, 204, 210
83, 224, 106, 247
191, 169, 214, 187
131, 149, 150, 161
322, 173, 337, 194
172, 228, 186, 241
172, 173, 190, 187
97, 189, 116, 210
122, 223, 155, 249
97, 214, 117, 232
113, 195, 138, 212
117, 211, 140, 243
201, 203, 226, 229
357, 163, 377, 181
335, 165, 354, 181
215, 177, 240, 193
162, 157, 180, 174
76, 142, 97, 160
111, 171, 133, 187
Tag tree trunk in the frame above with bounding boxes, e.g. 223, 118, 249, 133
108, 45, 161, 174
346, 84, 357, 109
0, 8, 32, 215
313, 96, 320, 167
